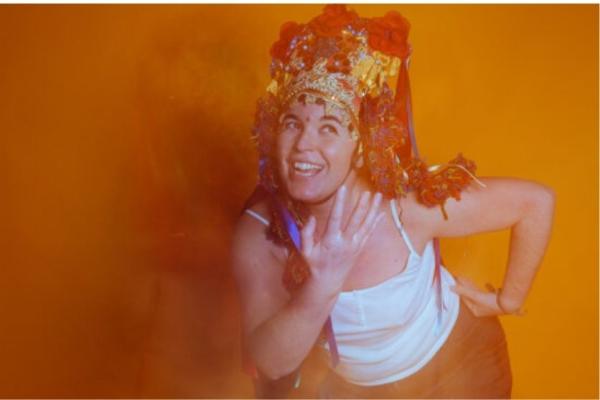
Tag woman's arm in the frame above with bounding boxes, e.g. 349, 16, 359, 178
231, 188, 383, 379
231, 216, 332, 380
405, 177, 556, 315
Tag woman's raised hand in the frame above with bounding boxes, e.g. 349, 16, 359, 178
300, 186, 384, 298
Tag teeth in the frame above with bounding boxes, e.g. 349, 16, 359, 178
293, 162, 322, 171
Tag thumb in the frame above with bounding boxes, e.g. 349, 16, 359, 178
456, 275, 478, 289
450, 284, 465, 296
301, 215, 316, 256
450, 281, 477, 301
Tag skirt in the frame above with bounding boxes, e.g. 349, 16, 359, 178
318, 300, 512, 399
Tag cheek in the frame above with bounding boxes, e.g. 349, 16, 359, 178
325, 143, 356, 170
275, 135, 293, 171
274, 133, 285, 155
275, 135, 288, 159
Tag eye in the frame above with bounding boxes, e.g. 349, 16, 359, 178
320, 124, 338, 136
282, 119, 301, 131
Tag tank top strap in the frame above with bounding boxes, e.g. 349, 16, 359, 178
389, 199, 417, 256
244, 209, 270, 226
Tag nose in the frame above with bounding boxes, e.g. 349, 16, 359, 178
294, 125, 317, 151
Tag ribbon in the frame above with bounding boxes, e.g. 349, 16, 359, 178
395, 55, 446, 336
268, 187, 340, 368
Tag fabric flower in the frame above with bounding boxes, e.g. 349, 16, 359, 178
367, 11, 411, 58
270, 21, 304, 62
308, 4, 359, 37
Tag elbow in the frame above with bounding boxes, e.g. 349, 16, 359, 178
247, 339, 300, 381
253, 358, 298, 381
524, 183, 555, 212
538, 184, 556, 215
262, 369, 293, 382
522, 183, 556, 223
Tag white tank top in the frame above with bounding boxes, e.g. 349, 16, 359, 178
244, 200, 460, 386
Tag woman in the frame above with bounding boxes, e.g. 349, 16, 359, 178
231, 5, 555, 398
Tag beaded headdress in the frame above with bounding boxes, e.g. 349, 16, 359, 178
252, 5, 480, 256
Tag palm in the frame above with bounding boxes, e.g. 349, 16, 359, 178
300, 186, 383, 296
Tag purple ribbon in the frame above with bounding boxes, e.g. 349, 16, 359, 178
271, 192, 340, 367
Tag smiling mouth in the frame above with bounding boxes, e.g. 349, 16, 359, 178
291, 161, 324, 177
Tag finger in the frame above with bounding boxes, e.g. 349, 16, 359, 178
344, 191, 371, 235
450, 284, 470, 299
301, 216, 316, 256
456, 276, 480, 291
457, 279, 490, 306
364, 192, 383, 227
462, 298, 481, 317
355, 192, 383, 240
358, 211, 385, 249
450, 282, 478, 302
326, 185, 346, 235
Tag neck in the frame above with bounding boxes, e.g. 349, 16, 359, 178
306, 171, 372, 239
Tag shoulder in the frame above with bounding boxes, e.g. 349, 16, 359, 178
232, 199, 287, 276
232, 199, 271, 249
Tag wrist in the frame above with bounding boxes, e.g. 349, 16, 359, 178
496, 289, 526, 316
299, 277, 340, 308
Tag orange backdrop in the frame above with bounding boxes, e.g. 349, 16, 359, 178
0, 4, 597, 398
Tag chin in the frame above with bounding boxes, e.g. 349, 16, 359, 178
286, 186, 320, 203
284, 183, 335, 205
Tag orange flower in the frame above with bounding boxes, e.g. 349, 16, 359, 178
308, 4, 359, 38
367, 11, 411, 58
270, 21, 303, 61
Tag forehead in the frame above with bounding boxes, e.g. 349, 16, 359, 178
282, 95, 350, 122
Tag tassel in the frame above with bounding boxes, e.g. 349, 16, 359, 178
433, 237, 444, 336
394, 57, 419, 161
274, 197, 302, 250
325, 317, 340, 367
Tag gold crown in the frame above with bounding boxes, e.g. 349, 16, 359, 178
265, 5, 410, 135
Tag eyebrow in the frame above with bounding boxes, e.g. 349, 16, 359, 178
281, 113, 300, 120
320, 115, 342, 125
280, 113, 342, 124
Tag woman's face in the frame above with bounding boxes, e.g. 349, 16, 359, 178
276, 97, 358, 204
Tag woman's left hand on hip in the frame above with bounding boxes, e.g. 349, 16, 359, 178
450, 276, 505, 317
